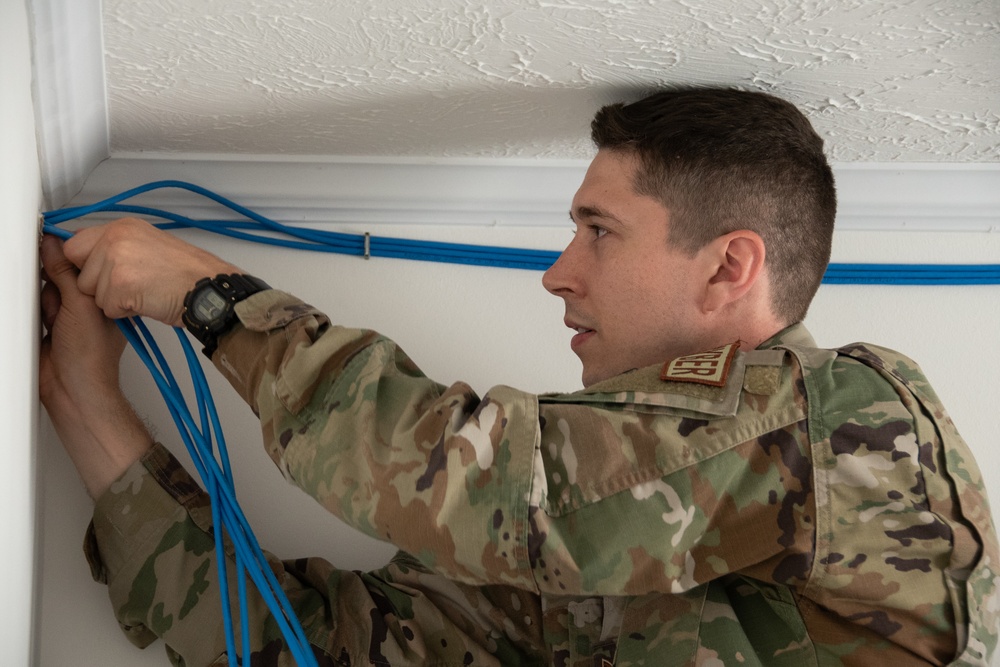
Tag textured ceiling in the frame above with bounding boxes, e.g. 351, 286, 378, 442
104, 0, 999, 161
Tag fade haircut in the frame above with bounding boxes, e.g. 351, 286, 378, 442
591, 87, 836, 324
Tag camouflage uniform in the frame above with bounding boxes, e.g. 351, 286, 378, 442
86, 290, 999, 666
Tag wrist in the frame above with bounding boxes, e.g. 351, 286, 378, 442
168, 261, 244, 327
182, 273, 271, 357
46, 388, 153, 500
89, 399, 152, 498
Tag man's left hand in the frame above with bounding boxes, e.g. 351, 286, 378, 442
63, 217, 242, 327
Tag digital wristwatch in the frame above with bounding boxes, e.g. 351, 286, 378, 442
182, 274, 270, 357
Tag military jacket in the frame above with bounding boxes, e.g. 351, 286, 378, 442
86, 290, 999, 666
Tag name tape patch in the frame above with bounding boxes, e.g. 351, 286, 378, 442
660, 341, 741, 387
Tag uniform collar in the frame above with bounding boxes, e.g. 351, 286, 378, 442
758, 321, 817, 350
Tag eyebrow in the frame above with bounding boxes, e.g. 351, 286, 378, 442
568, 205, 624, 225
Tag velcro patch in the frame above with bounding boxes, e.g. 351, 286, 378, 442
661, 341, 741, 387
743, 365, 782, 395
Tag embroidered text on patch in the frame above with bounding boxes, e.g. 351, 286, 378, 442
660, 341, 741, 387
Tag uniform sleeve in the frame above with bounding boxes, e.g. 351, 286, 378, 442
215, 290, 540, 591
85, 443, 546, 666
212, 291, 814, 597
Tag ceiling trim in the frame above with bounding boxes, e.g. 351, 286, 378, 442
70, 154, 1000, 233
28, 0, 109, 209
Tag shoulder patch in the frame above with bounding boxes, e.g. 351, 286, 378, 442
661, 341, 741, 387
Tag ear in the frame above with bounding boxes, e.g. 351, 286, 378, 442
701, 230, 766, 313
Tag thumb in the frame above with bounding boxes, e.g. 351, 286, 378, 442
40, 282, 62, 334
40, 234, 81, 295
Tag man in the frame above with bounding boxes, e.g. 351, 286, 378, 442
41, 88, 998, 665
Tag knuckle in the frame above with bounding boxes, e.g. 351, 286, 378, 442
104, 223, 130, 244
108, 264, 136, 291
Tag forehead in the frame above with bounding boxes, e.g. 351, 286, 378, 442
571, 150, 669, 227
573, 150, 640, 202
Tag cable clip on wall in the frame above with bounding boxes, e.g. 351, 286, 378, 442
42, 181, 1000, 666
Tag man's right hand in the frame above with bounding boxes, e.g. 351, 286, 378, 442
40, 234, 155, 499
64, 217, 242, 327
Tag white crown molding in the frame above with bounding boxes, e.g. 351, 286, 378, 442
73, 154, 589, 227
833, 163, 1000, 232
28, 0, 109, 209
69, 154, 1000, 232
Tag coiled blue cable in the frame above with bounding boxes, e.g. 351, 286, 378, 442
120, 317, 318, 666
43, 223, 318, 666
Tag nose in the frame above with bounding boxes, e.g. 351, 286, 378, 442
542, 239, 580, 297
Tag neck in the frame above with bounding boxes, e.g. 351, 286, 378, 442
705, 304, 788, 353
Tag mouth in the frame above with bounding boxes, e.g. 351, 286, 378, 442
566, 320, 596, 351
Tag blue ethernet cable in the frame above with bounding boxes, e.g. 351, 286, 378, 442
44, 221, 317, 666
125, 318, 244, 665
119, 317, 319, 667
43, 179, 1000, 283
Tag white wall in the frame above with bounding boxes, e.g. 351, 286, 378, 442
36, 211, 1000, 664
0, 0, 42, 664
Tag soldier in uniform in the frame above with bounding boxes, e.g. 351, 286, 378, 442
40, 87, 999, 666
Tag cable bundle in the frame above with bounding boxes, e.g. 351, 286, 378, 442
44, 223, 318, 666
44, 179, 1000, 283
823, 263, 1000, 285
119, 319, 320, 666
44, 180, 559, 271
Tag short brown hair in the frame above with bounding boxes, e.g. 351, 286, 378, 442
591, 87, 836, 324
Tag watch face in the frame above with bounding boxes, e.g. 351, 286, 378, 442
194, 287, 229, 323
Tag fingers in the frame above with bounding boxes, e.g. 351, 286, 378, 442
60, 217, 145, 270
63, 223, 110, 301
57, 217, 242, 325
62, 219, 145, 319
39, 232, 120, 343
40, 235, 80, 294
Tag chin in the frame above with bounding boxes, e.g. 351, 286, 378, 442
580, 368, 608, 388
583, 361, 638, 387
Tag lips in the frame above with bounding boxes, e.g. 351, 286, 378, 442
566, 319, 595, 352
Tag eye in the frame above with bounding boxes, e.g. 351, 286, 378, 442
589, 225, 608, 239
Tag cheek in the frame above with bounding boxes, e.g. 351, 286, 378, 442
629, 269, 693, 331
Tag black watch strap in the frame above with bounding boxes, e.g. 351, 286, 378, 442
182, 274, 270, 357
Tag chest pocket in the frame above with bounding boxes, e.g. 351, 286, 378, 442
535, 350, 803, 517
